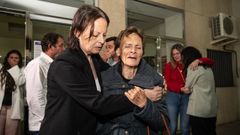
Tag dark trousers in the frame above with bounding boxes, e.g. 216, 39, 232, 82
190, 115, 217, 135
29, 131, 39, 135
24, 106, 30, 135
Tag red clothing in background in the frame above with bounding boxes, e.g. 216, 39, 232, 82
164, 62, 184, 93
198, 58, 214, 66
164, 58, 214, 93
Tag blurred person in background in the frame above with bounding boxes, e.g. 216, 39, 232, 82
164, 43, 214, 135
24, 32, 64, 135
0, 50, 25, 135
181, 46, 217, 135
100, 36, 120, 66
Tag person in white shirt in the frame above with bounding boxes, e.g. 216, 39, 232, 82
0, 50, 25, 135
24, 32, 64, 135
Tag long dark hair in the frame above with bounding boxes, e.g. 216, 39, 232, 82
0, 50, 23, 91
181, 46, 202, 76
68, 5, 110, 50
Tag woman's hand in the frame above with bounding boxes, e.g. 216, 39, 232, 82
144, 86, 164, 101
181, 87, 191, 94
125, 86, 147, 108
189, 59, 200, 70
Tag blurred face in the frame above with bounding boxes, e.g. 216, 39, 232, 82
105, 40, 115, 56
77, 18, 108, 55
8, 53, 20, 67
119, 33, 143, 68
172, 49, 181, 62
51, 37, 64, 58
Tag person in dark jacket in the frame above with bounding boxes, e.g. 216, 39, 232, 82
40, 5, 148, 135
96, 26, 169, 135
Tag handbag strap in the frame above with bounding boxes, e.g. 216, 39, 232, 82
161, 113, 170, 135
147, 113, 170, 135
177, 67, 185, 83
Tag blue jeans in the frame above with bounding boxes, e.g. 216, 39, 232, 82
166, 91, 190, 135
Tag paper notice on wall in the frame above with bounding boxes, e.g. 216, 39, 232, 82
34, 40, 42, 58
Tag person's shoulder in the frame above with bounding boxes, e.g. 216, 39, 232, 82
53, 49, 86, 70
54, 49, 77, 63
101, 64, 116, 75
140, 59, 163, 79
140, 59, 159, 74
25, 57, 40, 68
56, 48, 71, 58
165, 61, 172, 67
187, 66, 204, 74
101, 63, 118, 78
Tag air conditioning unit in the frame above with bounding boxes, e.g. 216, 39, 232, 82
211, 13, 238, 40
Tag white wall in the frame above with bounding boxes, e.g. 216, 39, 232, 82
144, 23, 165, 36
165, 13, 184, 38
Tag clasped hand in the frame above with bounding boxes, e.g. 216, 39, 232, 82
124, 85, 167, 108
124, 86, 147, 108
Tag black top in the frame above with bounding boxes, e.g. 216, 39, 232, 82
2, 87, 12, 106
2, 75, 14, 106
40, 48, 134, 135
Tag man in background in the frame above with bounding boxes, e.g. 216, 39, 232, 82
24, 32, 64, 135
100, 36, 120, 66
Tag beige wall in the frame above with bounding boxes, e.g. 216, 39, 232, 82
232, 0, 240, 120
98, 0, 126, 37
216, 87, 239, 124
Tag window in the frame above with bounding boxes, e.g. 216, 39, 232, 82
207, 49, 233, 87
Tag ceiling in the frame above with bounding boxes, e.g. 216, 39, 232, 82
39, 0, 90, 8
0, 0, 183, 32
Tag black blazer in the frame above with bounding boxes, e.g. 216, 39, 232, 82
40, 48, 133, 135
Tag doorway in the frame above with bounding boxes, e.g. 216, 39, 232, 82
0, 8, 25, 64
126, 0, 184, 73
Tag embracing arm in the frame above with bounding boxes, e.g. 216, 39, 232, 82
189, 58, 214, 70
181, 68, 199, 94
51, 61, 134, 117
133, 72, 168, 132
199, 57, 214, 65
144, 86, 166, 101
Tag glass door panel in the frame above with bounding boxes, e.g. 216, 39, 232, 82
25, 19, 70, 63
143, 36, 157, 70
0, 11, 25, 64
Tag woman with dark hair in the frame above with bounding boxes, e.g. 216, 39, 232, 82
181, 46, 217, 135
40, 5, 147, 135
164, 44, 214, 135
0, 50, 25, 135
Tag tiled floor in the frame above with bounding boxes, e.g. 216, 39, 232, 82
217, 121, 240, 135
